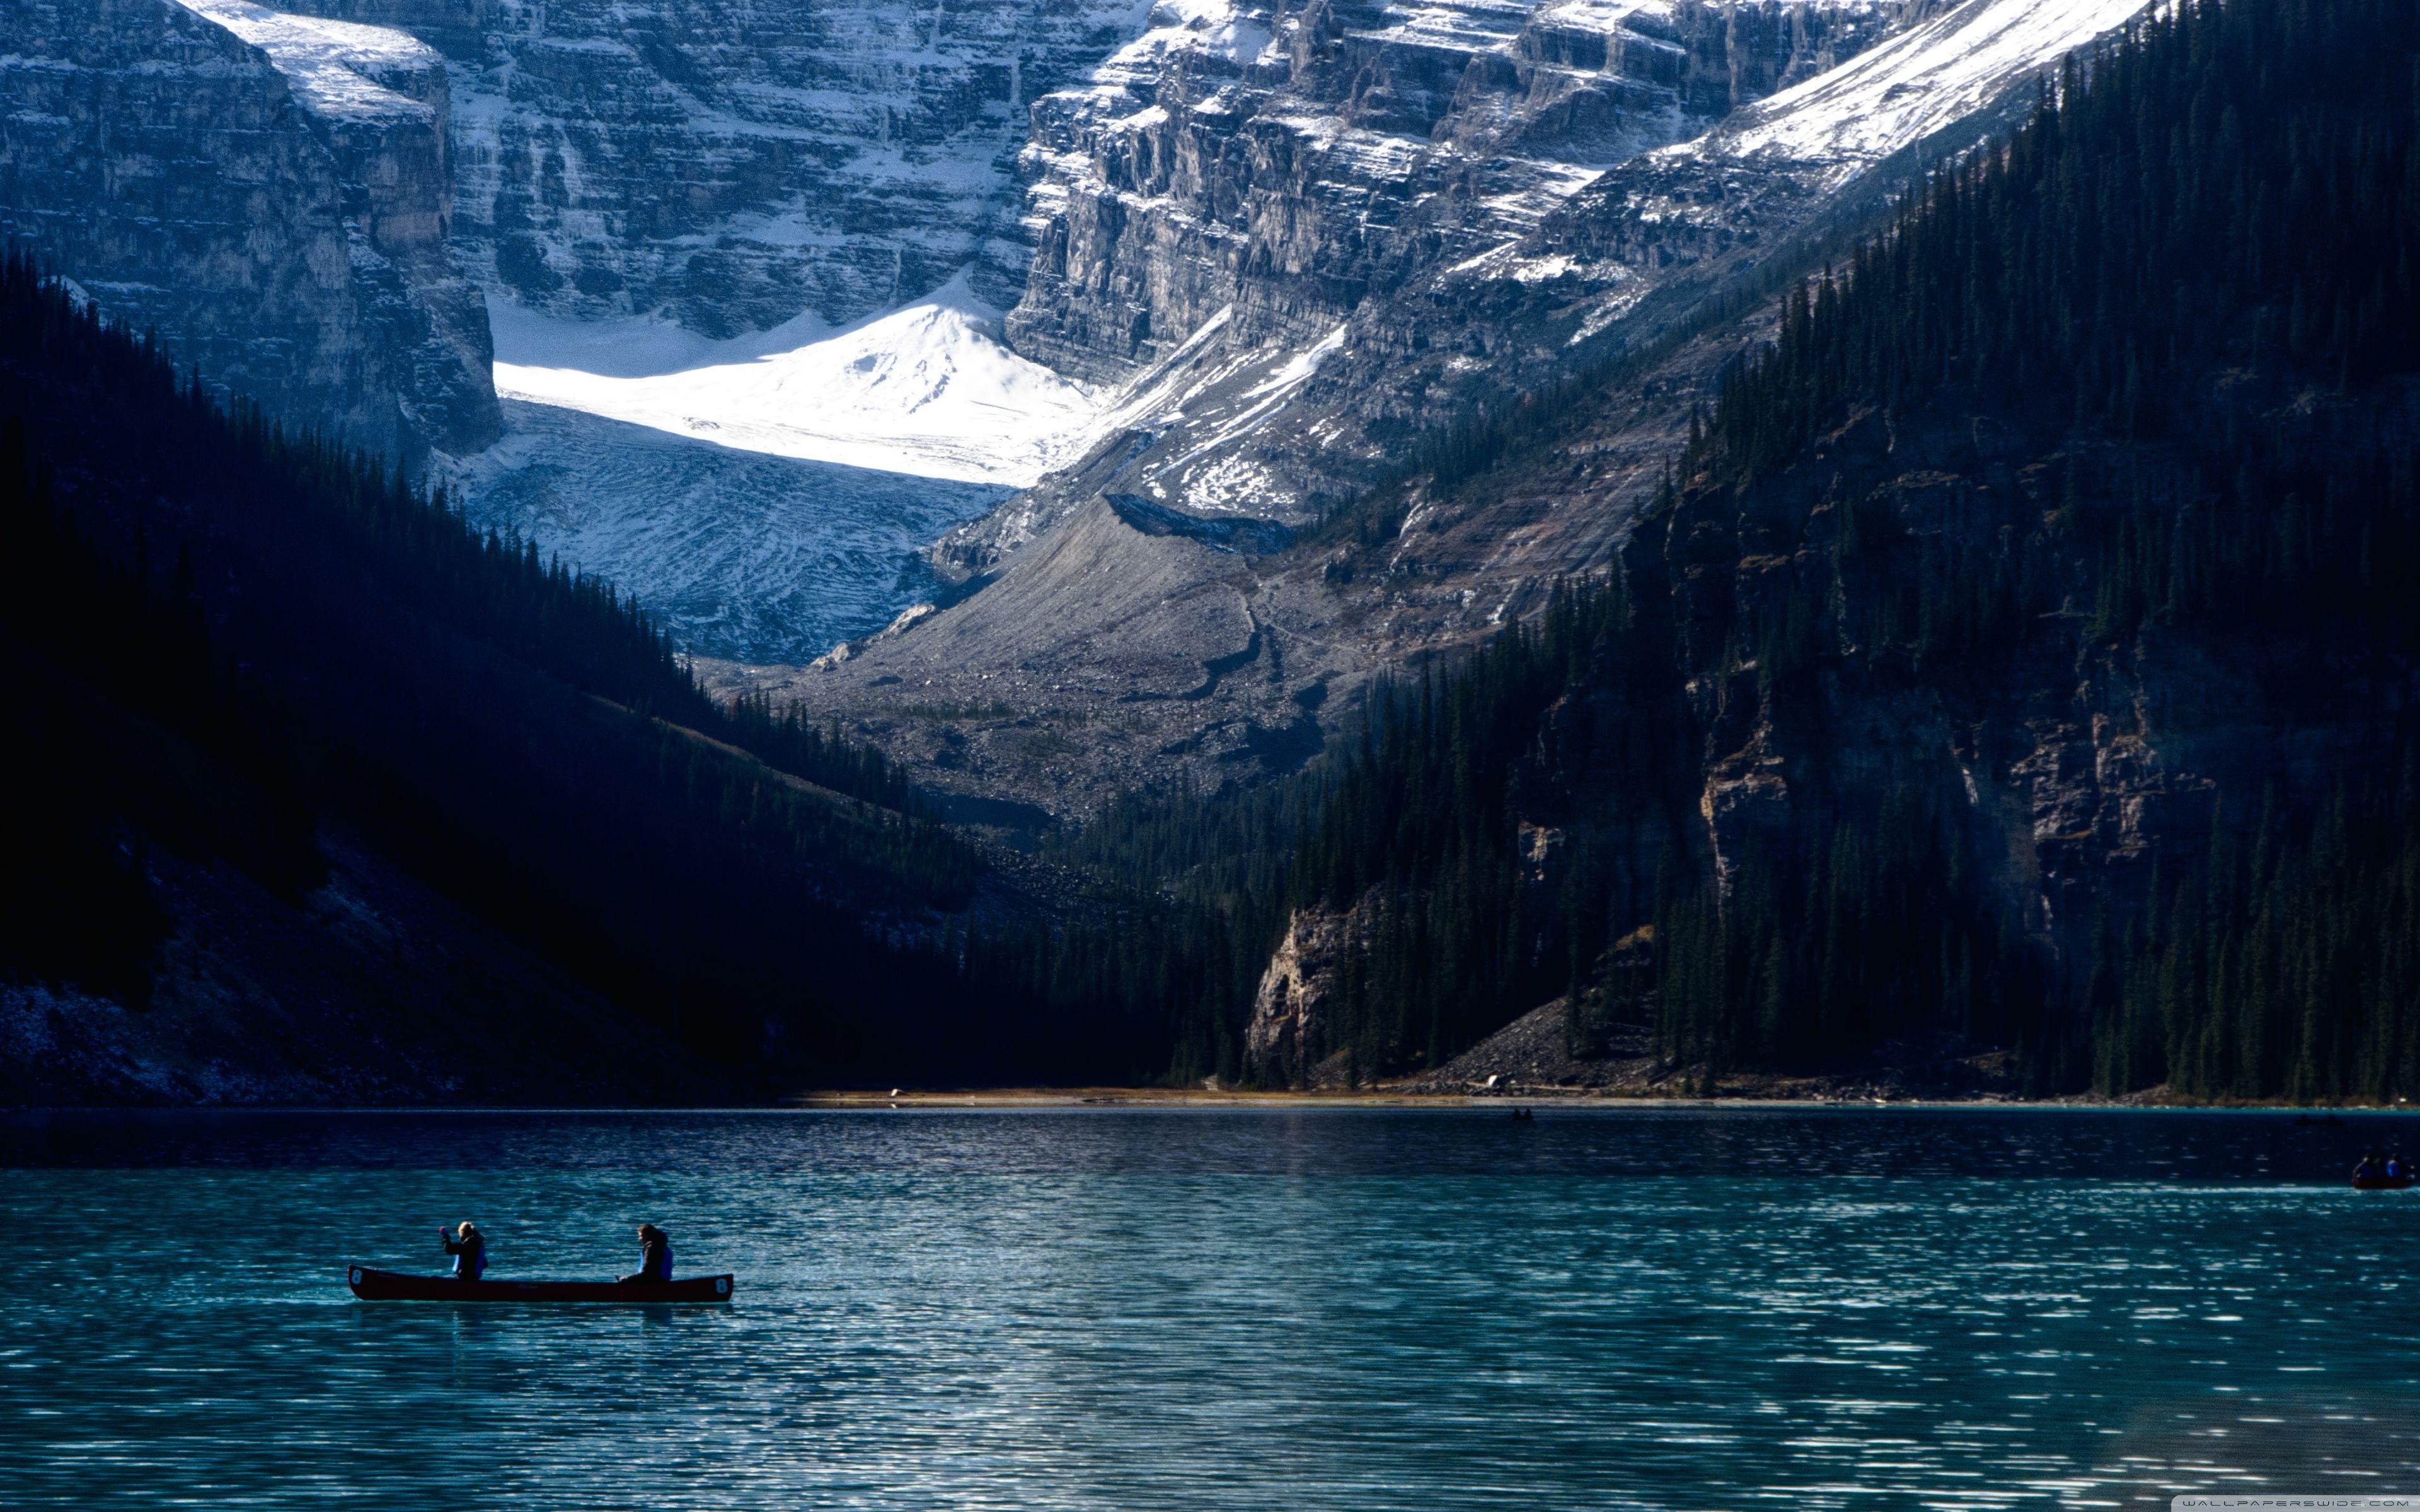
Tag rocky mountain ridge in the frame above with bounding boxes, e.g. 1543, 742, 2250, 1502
277, 0, 1161, 335
0, 0, 498, 459
748, 0, 2155, 820
8, 0, 2165, 817
983, 0, 2145, 546
969, 0, 1906, 559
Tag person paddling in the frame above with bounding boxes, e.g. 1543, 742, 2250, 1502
621, 1223, 672, 1285
440, 1221, 488, 1281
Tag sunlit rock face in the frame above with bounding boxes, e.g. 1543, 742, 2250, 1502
940, 0, 2150, 569
907, 0, 1899, 578
274, 0, 1162, 337
760, 0, 2169, 820
1007, 0, 1896, 388
0, 0, 500, 459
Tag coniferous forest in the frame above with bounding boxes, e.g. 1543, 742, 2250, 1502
0, 261, 1000, 1087
4, 0, 2416, 1101
970, 0, 2420, 1099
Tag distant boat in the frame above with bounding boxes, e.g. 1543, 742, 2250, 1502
347, 1265, 735, 1303
2351, 1174, 2416, 1191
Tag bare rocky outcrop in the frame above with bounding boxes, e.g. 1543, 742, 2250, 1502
1243, 899, 1368, 1086
0, 0, 499, 459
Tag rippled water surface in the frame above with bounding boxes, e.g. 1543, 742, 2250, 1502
6, 1108, 2419, 1509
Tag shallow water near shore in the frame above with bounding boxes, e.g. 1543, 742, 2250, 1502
5, 1106, 2418, 1509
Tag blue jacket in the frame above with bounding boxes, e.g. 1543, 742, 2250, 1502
444, 1232, 487, 1280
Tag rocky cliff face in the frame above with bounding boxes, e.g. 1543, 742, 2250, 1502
1008, 0, 1892, 389
746, 0, 2153, 822
0, 0, 499, 458
969, 0, 2142, 557
274, 0, 1159, 336
944, 0, 1913, 578
1243, 897, 1367, 1085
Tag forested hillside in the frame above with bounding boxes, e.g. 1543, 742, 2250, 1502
0, 261, 1000, 1097
998, 0, 2420, 1099
1655, 0, 2420, 1097
8, 0, 2413, 1102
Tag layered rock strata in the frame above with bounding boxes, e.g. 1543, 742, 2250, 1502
277, 0, 1164, 335
947, 0, 1901, 576
0, 0, 499, 458
965, 0, 2144, 564
1009, 0, 1893, 387
759, 0, 2153, 820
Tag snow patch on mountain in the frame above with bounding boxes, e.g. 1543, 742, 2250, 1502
1085, 0, 1274, 94
491, 273, 1105, 487
1700, 0, 2156, 173
171, 0, 436, 123
447, 401, 1012, 663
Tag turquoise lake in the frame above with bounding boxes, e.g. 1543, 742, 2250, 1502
4, 1107, 2418, 1508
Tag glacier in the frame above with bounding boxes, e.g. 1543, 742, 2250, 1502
446, 400, 1011, 665
451, 273, 1101, 662
490, 273, 1104, 487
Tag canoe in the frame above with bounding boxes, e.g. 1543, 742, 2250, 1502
2352, 1175, 2416, 1191
347, 1265, 735, 1303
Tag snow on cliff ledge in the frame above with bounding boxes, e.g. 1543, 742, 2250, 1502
172, 0, 438, 123
492, 274, 1105, 488
1690, 0, 2158, 176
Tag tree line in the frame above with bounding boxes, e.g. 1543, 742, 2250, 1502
982, 0, 2420, 1097
8, 0, 2414, 1097
0, 253, 986, 1079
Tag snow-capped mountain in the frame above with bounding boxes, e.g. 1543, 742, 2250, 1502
945, 0, 2157, 575
1009, 0, 1901, 387
757, 0, 2167, 811
4, 0, 2157, 685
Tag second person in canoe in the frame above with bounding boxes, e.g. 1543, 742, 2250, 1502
621, 1223, 672, 1285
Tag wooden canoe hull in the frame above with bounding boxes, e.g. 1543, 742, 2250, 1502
2353, 1176, 2416, 1191
347, 1265, 734, 1303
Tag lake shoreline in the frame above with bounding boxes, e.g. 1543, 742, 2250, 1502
14, 1107, 2412, 1504
781, 1086, 2416, 1112
6, 1089, 2411, 1114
